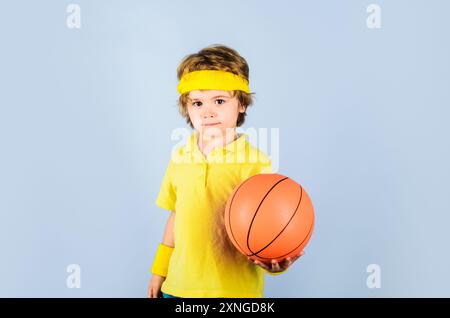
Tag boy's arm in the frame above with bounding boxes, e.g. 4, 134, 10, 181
148, 211, 175, 298
151, 211, 176, 277
162, 210, 175, 248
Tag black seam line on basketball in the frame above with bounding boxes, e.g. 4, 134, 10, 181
256, 218, 314, 260
246, 177, 289, 256
256, 221, 314, 260
228, 174, 268, 255
247, 184, 303, 257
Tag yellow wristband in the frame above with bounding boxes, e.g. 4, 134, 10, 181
151, 243, 174, 277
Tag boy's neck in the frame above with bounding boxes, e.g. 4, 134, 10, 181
197, 129, 238, 156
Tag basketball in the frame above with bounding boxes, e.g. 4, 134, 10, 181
224, 173, 314, 263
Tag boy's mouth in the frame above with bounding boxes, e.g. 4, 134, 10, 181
203, 122, 221, 126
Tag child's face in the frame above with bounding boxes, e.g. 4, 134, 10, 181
187, 90, 245, 138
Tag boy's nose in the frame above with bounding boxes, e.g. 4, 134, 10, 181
202, 108, 217, 118
203, 113, 216, 118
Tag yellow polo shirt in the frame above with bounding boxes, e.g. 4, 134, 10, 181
155, 130, 273, 298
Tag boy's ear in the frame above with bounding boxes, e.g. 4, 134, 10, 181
238, 104, 246, 113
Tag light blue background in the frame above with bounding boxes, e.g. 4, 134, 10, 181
0, 0, 449, 297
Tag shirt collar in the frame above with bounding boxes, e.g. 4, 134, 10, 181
184, 130, 247, 155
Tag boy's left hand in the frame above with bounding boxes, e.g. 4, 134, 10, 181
247, 251, 305, 273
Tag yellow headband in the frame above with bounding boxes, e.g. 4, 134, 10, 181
177, 70, 250, 94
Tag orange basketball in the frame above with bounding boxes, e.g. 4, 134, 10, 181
224, 173, 314, 263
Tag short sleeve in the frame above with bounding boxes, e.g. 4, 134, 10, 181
155, 160, 177, 212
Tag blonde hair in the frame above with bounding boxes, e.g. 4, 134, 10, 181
176, 44, 255, 128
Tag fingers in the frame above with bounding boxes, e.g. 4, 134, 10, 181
247, 251, 306, 274
247, 257, 270, 270
150, 287, 158, 298
285, 251, 304, 265
271, 259, 281, 271
285, 257, 293, 267
279, 257, 294, 270
248, 257, 287, 271
289, 251, 304, 262
277, 252, 305, 269
147, 284, 152, 298
255, 260, 269, 270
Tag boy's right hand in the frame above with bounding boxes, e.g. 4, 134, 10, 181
148, 274, 166, 298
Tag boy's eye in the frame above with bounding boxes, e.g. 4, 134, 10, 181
216, 99, 225, 105
192, 101, 202, 107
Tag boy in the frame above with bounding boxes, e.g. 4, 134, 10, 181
148, 45, 303, 298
